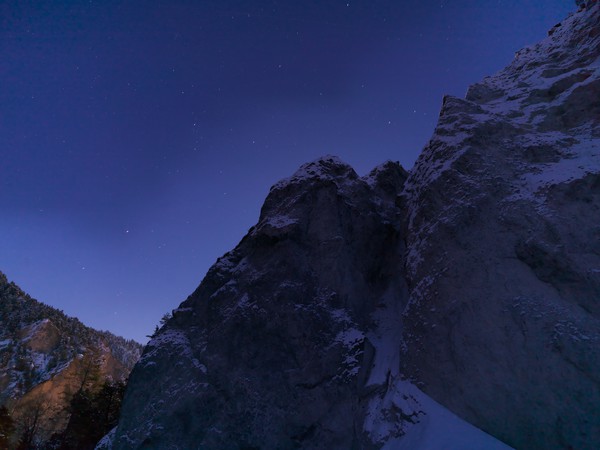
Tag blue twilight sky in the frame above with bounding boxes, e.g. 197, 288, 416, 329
1, 0, 573, 343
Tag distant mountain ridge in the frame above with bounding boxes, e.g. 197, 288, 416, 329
0, 270, 142, 445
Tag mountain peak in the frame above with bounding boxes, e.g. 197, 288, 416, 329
270, 155, 357, 192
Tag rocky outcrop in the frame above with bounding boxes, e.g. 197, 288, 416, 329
114, 157, 415, 449
114, 158, 513, 450
111, 1, 600, 449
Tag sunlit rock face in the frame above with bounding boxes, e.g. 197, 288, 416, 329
0, 273, 142, 443
402, 2, 600, 449
113, 2, 600, 449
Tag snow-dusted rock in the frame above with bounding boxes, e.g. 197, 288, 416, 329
402, 2, 600, 449
112, 2, 599, 449
114, 157, 416, 449
114, 156, 511, 449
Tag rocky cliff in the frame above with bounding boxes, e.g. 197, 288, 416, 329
0, 271, 142, 444
113, 157, 414, 449
402, 2, 600, 448
111, 1, 600, 449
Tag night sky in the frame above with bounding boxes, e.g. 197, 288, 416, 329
1, 0, 573, 343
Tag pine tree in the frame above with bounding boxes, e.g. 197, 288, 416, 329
0, 405, 15, 448
52, 380, 127, 450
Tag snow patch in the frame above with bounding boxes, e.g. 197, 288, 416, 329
366, 287, 403, 387
94, 426, 116, 450
262, 215, 298, 229
365, 378, 514, 450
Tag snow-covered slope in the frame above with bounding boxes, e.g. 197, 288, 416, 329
379, 381, 512, 450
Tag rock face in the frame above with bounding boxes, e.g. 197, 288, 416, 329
115, 157, 414, 449
113, 159, 512, 450
112, 2, 600, 449
402, 3, 600, 449
0, 272, 142, 442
